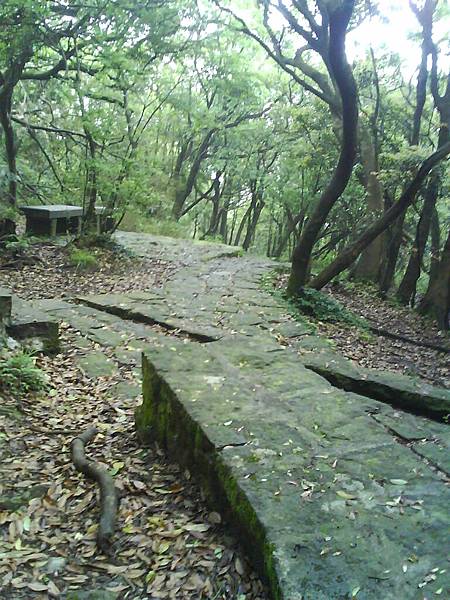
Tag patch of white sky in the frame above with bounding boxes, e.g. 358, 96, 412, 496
209, 0, 449, 79
347, 0, 449, 77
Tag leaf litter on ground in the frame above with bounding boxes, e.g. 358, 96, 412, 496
0, 236, 268, 599
0, 325, 268, 599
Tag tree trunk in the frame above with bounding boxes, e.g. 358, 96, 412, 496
171, 130, 215, 220
352, 124, 385, 282
310, 142, 450, 289
242, 192, 264, 251
417, 229, 450, 330
287, 1, 358, 295
0, 91, 18, 208
396, 172, 438, 304
81, 132, 98, 235
228, 210, 237, 245
378, 210, 406, 296
428, 207, 440, 284
397, 72, 449, 304
219, 199, 229, 243
274, 208, 306, 259
234, 204, 251, 247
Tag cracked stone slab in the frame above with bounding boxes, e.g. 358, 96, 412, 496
136, 336, 450, 600
302, 352, 450, 421
76, 295, 224, 342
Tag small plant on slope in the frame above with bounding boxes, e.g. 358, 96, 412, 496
0, 351, 48, 395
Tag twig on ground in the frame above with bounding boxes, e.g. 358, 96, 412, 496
71, 427, 119, 553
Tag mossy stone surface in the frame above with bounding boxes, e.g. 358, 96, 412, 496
77, 351, 118, 378
136, 336, 450, 600
303, 353, 450, 421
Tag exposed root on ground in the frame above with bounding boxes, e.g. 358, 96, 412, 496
71, 427, 119, 554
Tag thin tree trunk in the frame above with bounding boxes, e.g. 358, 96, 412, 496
352, 124, 385, 281
378, 210, 406, 296
234, 204, 251, 247
171, 130, 215, 220
219, 198, 229, 243
228, 209, 238, 246
428, 207, 440, 284
242, 194, 264, 251
0, 92, 17, 208
396, 172, 438, 304
274, 208, 306, 259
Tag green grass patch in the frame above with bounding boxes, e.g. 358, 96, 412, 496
69, 248, 98, 270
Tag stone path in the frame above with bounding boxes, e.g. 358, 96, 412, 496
35, 232, 450, 600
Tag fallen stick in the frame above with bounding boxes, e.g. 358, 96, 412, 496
71, 427, 119, 553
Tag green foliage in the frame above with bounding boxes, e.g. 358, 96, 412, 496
289, 288, 369, 329
121, 211, 190, 239
0, 351, 48, 396
69, 248, 98, 270
3, 235, 30, 255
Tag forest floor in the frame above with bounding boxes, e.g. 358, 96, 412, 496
0, 240, 267, 600
0, 236, 448, 599
320, 282, 448, 388
274, 274, 449, 389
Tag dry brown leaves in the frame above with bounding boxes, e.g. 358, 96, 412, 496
0, 242, 176, 300
275, 274, 448, 388
322, 283, 449, 388
0, 326, 268, 599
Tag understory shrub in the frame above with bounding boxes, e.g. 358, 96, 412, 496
120, 210, 190, 239
289, 288, 368, 328
0, 351, 48, 395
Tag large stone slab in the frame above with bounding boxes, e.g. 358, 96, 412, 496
136, 336, 450, 600
302, 352, 450, 422
77, 294, 224, 342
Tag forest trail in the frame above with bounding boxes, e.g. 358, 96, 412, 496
1, 232, 449, 599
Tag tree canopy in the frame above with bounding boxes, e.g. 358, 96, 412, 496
1, 0, 449, 327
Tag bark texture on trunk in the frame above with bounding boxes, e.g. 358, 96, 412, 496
417, 229, 450, 330
310, 142, 450, 289
0, 91, 18, 208
287, 0, 358, 295
352, 124, 385, 281
396, 173, 438, 305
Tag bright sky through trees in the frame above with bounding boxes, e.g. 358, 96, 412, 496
348, 0, 449, 74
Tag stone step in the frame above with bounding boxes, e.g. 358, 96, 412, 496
6, 296, 59, 353
0, 286, 12, 327
302, 352, 450, 422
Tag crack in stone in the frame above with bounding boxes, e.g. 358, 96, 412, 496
76, 298, 220, 343
370, 412, 449, 480
217, 442, 249, 451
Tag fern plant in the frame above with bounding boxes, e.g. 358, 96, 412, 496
0, 351, 48, 395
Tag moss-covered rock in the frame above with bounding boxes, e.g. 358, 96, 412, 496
136, 337, 450, 599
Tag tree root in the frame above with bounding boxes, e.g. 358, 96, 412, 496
368, 324, 449, 354
71, 427, 119, 553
